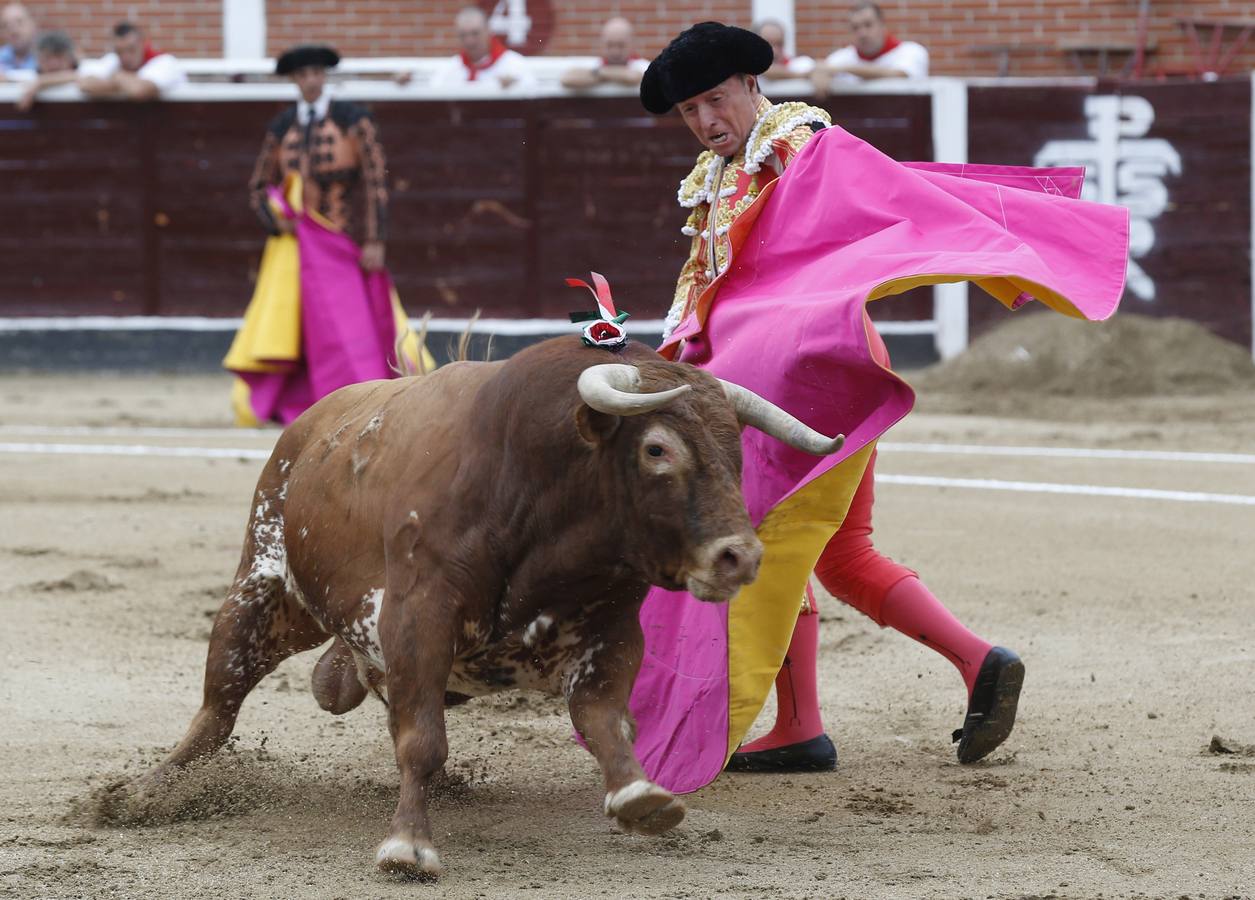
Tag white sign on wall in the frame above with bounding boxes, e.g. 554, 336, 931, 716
1034, 96, 1182, 302
489, 0, 532, 46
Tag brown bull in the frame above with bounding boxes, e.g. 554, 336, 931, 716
140, 336, 841, 878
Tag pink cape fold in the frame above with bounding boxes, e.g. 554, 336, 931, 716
628, 126, 1129, 794
239, 214, 400, 425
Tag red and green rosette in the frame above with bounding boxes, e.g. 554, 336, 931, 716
567, 272, 630, 350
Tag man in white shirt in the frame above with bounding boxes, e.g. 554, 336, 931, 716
812, 1, 928, 95
754, 18, 816, 84
431, 5, 535, 90
77, 20, 185, 100
560, 16, 650, 91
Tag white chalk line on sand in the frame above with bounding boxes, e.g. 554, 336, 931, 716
3, 426, 1253, 465
3, 440, 1254, 507
876, 474, 1255, 507
0, 442, 271, 461
878, 441, 1255, 466
0, 425, 276, 440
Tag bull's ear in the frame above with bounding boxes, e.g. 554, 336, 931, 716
575, 405, 621, 445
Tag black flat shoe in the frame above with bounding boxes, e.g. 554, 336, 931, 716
725, 733, 838, 773
953, 646, 1024, 764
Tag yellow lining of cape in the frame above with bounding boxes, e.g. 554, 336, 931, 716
726, 442, 875, 761
867, 272, 1086, 319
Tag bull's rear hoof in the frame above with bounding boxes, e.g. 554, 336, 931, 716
375, 837, 442, 880
604, 779, 686, 836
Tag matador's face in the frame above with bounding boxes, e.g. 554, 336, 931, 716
677, 74, 761, 158
291, 65, 327, 104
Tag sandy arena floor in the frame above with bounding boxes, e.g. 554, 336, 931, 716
2, 372, 1253, 899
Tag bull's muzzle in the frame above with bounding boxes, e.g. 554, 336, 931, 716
686, 533, 764, 603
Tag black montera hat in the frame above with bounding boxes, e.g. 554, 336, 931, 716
640, 22, 773, 115
275, 44, 340, 76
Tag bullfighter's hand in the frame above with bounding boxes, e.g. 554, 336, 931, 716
360, 240, 386, 271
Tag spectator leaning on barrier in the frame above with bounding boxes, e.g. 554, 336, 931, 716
560, 17, 649, 91
754, 18, 815, 84
811, 1, 929, 96
430, 5, 535, 89
77, 20, 185, 101
0, 2, 37, 77
14, 29, 78, 111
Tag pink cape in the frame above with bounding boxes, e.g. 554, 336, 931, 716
237, 214, 400, 426
628, 125, 1130, 793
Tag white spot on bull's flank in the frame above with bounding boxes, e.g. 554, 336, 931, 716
347, 588, 385, 670
359, 414, 383, 439
283, 564, 310, 613
246, 494, 286, 588
620, 716, 635, 744
408, 510, 418, 521
299, 526, 308, 539
278, 458, 291, 475
522, 613, 553, 647
562, 642, 604, 698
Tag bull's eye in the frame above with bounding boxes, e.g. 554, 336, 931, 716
646, 445, 665, 458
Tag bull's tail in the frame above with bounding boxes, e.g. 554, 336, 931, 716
391, 313, 433, 377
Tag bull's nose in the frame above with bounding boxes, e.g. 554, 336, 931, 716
705, 534, 764, 586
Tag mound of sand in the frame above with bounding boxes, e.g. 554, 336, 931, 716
913, 312, 1255, 399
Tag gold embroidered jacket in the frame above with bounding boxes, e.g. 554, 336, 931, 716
249, 100, 388, 246
666, 97, 832, 338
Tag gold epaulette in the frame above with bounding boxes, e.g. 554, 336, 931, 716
743, 101, 832, 174
677, 150, 720, 209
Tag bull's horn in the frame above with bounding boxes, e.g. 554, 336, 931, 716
578, 364, 691, 416
720, 380, 845, 456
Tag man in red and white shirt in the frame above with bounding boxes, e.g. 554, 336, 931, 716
812, 1, 928, 95
560, 17, 650, 90
432, 5, 535, 90
77, 20, 185, 100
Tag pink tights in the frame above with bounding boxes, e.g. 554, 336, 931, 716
738, 455, 994, 753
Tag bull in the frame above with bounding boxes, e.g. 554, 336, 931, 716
139, 336, 841, 878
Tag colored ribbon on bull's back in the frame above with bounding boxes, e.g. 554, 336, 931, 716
627, 125, 1130, 794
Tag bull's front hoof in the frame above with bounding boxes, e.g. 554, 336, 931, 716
375, 837, 443, 880
604, 779, 686, 836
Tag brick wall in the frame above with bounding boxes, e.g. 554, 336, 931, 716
796, 1, 1255, 78
20, 0, 1255, 77
25, 0, 221, 59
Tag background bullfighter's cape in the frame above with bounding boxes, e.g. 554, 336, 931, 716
223, 173, 433, 426
628, 125, 1130, 794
